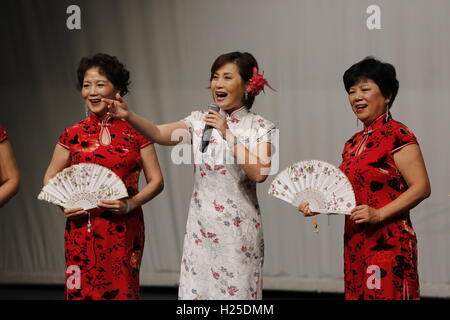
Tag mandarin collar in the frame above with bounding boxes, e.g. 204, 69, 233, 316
89, 112, 115, 125
219, 106, 249, 121
362, 113, 391, 135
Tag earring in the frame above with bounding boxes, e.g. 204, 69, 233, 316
244, 91, 249, 101
385, 104, 390, 122
85, 106, 90, 118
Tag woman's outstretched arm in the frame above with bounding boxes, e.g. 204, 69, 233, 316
103, 93, 188, 146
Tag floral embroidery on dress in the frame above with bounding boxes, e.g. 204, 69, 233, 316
58, 114, 150, 300
340, 114, 420, 300
178, 107, 275, 300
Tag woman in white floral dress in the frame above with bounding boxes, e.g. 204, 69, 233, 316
104, 52, 276, 300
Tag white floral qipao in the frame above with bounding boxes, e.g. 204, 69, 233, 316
178, 106, 276, 300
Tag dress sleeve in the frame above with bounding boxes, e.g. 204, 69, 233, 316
255, 117, 276, 145
138, 133, 152, 149
180, 110, 203, 143
180, 111, 197, 137
0, 126, 8, 143
391, 124, 418, 154
57, 128, 71, 150
256, 123, 276, 145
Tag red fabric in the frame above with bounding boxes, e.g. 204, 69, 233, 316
0, 126, 7, 143
339, 114, 420, 300
58, 114, 151, 300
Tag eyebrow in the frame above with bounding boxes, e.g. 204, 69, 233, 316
350, 83, 371, 89
214, 72, 233, 76
83, 79, 108, 83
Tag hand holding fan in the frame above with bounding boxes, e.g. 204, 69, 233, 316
268, 160, 356, 215
38, 163, 128, 210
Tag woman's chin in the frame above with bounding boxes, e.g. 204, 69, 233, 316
214, 99, 225, 108
89, 108, 108, 119
355, 111, 370, 123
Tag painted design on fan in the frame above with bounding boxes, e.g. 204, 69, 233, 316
268, 160, 356, 215
268, 180, 290, 199
38, 163, 129, 210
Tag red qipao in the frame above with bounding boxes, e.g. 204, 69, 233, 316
58, 113, 151, 300
339, 114, 420, 300
0, 126, 7, 142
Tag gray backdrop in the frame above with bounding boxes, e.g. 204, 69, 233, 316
1, 0, 449, 297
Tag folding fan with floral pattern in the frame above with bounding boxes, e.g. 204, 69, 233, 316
268, 160, 356, 215
38, 163, 128, 210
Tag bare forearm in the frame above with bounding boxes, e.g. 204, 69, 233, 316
127, 112, 162, 143
0, 177, 20, 207
227, 134, 270, 183
379, 184, 431, 221
43, 173, 53, 185
43, 145, 71, 186
380, 144, 431, 221
127, 112, 183, 146
0, 141, 20, 206
44, 168, 63, 185
237, 152, 270, 183
128, 178, 164, 210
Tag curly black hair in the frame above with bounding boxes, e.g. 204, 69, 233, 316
343, 57, 399, 109
77, 53, 130, 96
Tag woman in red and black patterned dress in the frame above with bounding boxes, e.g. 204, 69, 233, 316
44, 54, 164, 300
300, 57, 430, 299
0, 125, 20, 207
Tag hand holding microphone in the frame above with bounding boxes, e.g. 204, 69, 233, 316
202, 103, 225, 152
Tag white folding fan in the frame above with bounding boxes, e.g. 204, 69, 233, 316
268, 160, 356, 215
38, 163, 128, 210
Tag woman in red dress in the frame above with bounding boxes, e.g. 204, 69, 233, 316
300, 57, 431, 299
44, 53, 164, 300
0, 126, 20, 207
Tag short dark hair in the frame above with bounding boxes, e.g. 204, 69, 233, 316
343, 57, 399, 109
210, 52, 259, 109
77, 53, 130, 96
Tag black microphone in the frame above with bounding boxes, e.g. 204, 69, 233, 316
201, 103, 220, 153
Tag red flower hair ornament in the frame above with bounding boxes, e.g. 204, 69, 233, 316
246, 67, 276, 96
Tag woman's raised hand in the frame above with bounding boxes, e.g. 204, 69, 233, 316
204, 110, 229, 138
103, 93, 130, 120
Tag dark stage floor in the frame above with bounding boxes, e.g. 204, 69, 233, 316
0, 285, 447, 300
0, 284, 346, 300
